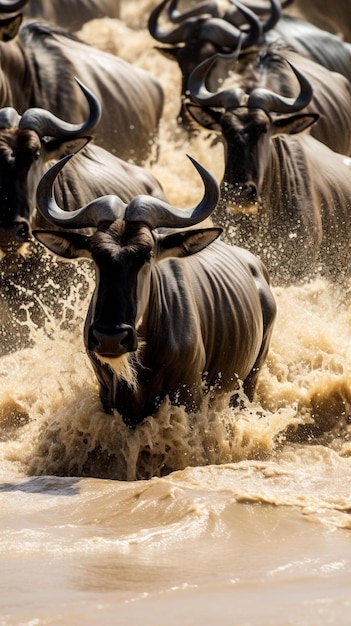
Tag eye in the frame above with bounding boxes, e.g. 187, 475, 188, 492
31, 148, 40, 161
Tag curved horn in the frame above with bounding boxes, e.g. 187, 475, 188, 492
168, 0, 219, 23
37, 153, 220, 232
0, 0, 27, 13
189, 50, 247, 109
0, 106, 21, 128
36, 155, 126, 230
261, 0, 282, 33
19, 78, 101, 138
148, 0, 193, 44
224, 1, 263, 48
248, 60, 313, 113
149, 5, 213, 44
192, 17, 246, 49
125, 155, 220, 229
149, 0, 258, 50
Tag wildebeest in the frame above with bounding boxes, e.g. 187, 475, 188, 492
225, 0, 351, 81
188, 54, 351, 284
33, 153, 276, 427
148, 0, 261, 131
0, 6, 164, 163
149, 0, 351, 154
222, 44, 351, 156
0, 80, 166, 260
224, 0, 351, 80
22, 0, 120, 31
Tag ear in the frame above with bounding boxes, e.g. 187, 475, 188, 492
156, 227, 222, 260
33, 230, 91, 260
0, 15, 22, 42
272, 113, 319, 136
185, 103, 222, 132
43, 137, 91, 159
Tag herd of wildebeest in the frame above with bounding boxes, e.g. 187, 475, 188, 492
0, 0, 350, 428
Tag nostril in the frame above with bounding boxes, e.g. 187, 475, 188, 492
120, 327, 134, 348
14, 220, 30, 242
244, 183, 258, 200
89, 325, 137, 356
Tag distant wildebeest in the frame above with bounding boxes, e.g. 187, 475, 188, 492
0, 1, 164, 163
188, 54, 351, 284
220, 44, 351, 156
225, 0, 351, 81
22, 0, 121, 31
148, 0, 261, 131
150, 0, 351, 152
161, 0, 351, 74
0, 80, 166, 262
33, 153, 276, 427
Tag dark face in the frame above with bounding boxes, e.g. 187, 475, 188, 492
0, 128, 41, 256
85, 220, 154, 369
219, 108, 272, 213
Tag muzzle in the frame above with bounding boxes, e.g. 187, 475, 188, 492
0, 218, 31, 254
88, 324, 138, 357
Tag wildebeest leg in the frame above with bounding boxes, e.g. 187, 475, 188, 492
232, 275, 277, 406
229, 345, 267, 407
242, 363, 261, 403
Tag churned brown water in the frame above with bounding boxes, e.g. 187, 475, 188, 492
1, 3, 351, 625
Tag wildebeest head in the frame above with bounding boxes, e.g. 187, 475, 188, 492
148, 0, 264, 131
187, 53, 319, 214
34, 153, 221, 387
0, 79, 100, 257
